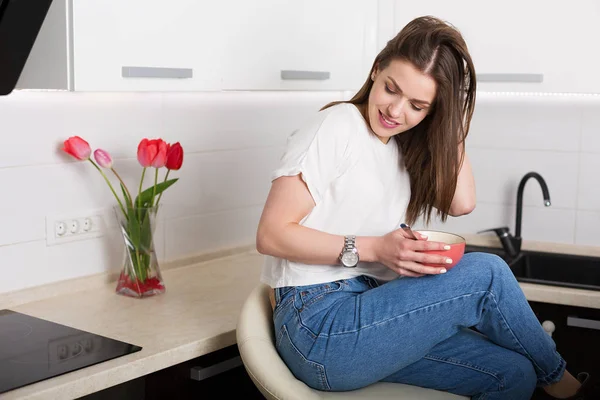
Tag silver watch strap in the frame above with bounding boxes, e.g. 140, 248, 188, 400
340, 235, 357, 260
343, 235, 356, 252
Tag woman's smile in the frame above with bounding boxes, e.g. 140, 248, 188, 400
378, 110, 400, 129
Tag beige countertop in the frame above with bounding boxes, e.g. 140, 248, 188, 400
1, 236, 600, 399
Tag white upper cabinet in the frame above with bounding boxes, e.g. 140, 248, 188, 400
19, 0, 599, 93
391, 0, 600, 93
221, 0, 377, 91
18, 0, 225, 91
17, 0, 376, 92
72, 0, 224, 92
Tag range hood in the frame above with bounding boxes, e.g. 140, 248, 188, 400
0, 0, 54, 96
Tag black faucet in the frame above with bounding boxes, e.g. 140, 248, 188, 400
478, 172, 551, 258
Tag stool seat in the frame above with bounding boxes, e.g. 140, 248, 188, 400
236, 283, 467, 400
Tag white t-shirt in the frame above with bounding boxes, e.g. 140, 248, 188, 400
260, 103, 411, 288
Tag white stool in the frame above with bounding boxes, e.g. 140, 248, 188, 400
236, 283, 467, 400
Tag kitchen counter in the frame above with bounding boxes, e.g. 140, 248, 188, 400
2, 236, 600, 399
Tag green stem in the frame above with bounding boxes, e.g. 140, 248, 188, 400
151, 168, 158, 207
89, 160, 126, 217
135, 167, 148, 284
155, 170, 170, 208
135, 251, 144, 283
130, 249, 144, 286
138, 168, 146, 209
111, 167, 133, 208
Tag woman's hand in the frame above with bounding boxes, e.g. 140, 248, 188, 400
374, 228, 452, 277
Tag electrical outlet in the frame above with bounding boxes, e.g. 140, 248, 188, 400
46, 209, 110, 246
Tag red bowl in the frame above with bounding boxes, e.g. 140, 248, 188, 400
416, 230, 466, 269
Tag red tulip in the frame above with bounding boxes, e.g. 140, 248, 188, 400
137, 138, 168, 168
150, 139, 168, 168
93, 149, 113, 168
165, 142, 184, 170
62, 136, 91, 160
137, 139, 153, 167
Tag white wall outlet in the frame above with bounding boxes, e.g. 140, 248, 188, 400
55, 221, 67, 236
69, 219, 79, 234
46, 209, 110, 246
82, 218, 92, 232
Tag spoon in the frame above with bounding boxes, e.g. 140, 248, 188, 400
400, 223, 419, 240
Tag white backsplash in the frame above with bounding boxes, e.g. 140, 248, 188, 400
0, 90, 599, 294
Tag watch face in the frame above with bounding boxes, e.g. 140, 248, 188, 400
341, 252, 359, 267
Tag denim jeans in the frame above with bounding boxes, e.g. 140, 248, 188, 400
272, 253, 566, 400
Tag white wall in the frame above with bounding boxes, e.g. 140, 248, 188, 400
1, 90, 599, 294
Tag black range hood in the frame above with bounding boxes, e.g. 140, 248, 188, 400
0, 0, 54, 96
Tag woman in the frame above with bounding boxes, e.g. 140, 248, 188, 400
256, 16, 597, 399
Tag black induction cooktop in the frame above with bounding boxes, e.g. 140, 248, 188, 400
0, 309, 142, 394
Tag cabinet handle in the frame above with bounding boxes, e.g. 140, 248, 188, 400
122, 66, 193, 79
542, 320, 556, 337
281, 70, 330, 80
567, 316, 600, 331
477, 73, 543, 83
190, 355, 242, 381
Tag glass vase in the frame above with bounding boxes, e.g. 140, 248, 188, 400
114, 205, 166, 298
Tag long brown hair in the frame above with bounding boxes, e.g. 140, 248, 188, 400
322, 16, 476, 225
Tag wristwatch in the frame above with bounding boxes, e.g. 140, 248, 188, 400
339, 235, 359, 268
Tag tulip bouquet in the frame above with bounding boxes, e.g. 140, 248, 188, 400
62, 136, 184, 298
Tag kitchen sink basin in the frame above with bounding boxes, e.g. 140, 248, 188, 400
465, 245, 600, 291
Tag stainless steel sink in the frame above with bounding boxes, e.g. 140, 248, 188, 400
465, 245, 600, 291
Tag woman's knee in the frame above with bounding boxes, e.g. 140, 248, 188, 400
455, 253, 521, 297
462, 252, 505, 266
461, 252, 513, 278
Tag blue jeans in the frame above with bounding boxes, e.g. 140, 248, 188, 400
272, 253, 566, 400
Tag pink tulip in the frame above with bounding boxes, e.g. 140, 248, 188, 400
137, 139, 153, 167
150, 139, 168, 168
93, 149, 113, 168
62, 136, 91, 160
137, 138, 168, 168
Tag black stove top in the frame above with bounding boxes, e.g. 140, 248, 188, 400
0, 309, 142, 394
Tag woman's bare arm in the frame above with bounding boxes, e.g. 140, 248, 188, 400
256, 175, 380, 264
448, 150, 476, 216
256, 175, 451, 277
